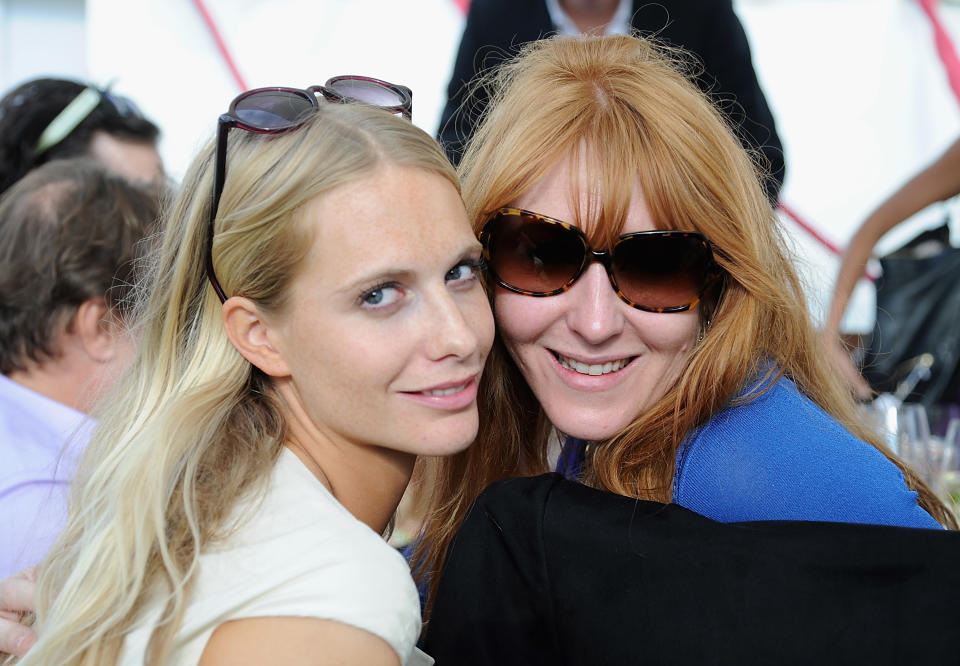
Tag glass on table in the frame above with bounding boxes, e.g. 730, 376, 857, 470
935, 417, 960, 519
896, 403, 934, 483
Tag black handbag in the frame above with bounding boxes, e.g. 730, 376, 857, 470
861, 222, 960, 406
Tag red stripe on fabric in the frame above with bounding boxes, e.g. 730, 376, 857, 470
778, 202, 876, 282
777, 202, 843, 256
918, 0, 960, 107
191, 0, 249, 92
454, 0, 470, 15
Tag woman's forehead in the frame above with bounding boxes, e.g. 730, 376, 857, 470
513, 151, 658, 238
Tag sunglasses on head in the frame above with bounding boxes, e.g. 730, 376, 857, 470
33, 84, 146, 156
479, 207, 722, 313
205, 76, 413, 302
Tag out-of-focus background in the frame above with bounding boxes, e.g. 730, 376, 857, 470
2, 0, 959, 333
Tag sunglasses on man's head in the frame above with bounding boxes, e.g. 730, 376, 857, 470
479, 207, 721, 313
33, 85, 147, 156
206, 76, 413, 303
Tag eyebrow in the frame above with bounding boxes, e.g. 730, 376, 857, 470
336, 240, 483, 296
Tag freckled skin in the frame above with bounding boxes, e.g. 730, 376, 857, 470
268, 166, 495, 465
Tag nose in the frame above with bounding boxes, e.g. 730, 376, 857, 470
563, 262, 625, 344
424, 290, 482, 362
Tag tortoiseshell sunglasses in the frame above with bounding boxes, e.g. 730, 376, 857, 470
479, 207, 721, 313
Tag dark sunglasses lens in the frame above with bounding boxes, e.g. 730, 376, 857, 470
101, 92, 144, 119
487, 216, 585, 293
613, 234, 713, 309
233, 90, 315, 129
326, 78, 405, 108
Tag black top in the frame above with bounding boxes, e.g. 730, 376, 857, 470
437, 0, 786, 202
424, 474, 960, 665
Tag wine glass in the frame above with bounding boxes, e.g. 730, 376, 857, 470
896, 403, 934, 484
935, 418, 960, 519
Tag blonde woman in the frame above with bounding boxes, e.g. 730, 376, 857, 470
7, 81, 493, 665
413, 33, 955, 621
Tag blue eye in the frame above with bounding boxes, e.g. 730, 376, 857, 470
446, 259, 485, 285
360, 283, 403, 309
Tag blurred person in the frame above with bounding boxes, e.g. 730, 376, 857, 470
0, 78, 163, 194
5, 80, 492, 665
437, 0, 786, 202
414, 34, 952, 622
0, 159, 164, 577
822, 135, 960, 401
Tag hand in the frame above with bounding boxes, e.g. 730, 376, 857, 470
823, 334, 872, 400
0, 567, 38, 657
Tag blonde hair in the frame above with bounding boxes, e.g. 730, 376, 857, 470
414, 34, 956, 617
15, 103, 458, 665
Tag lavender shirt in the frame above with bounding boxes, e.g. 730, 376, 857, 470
0, 375, 92, 576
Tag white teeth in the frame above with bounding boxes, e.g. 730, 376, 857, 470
422, 383, 467, 397
556, 354, 631, 376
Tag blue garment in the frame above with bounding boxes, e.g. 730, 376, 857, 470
673, 373, 940, 528
557, 373, 939, 528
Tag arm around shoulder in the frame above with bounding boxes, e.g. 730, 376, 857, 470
198, 616, 401, 666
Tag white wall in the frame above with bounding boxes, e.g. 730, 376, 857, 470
0, 0, 86, 84
737, 0, 960, 329
3, 0, 960, 330
83, 0, 465, 183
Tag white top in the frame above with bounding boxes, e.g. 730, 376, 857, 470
545, 0, 632, 36
0, 374, 91, 577
118, 448, 432, 665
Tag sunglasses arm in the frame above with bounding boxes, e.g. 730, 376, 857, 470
206, 118, 233, 304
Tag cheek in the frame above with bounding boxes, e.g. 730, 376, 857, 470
468, 292, 497, 357
625, 310, 699, 352
493, 290, 556, 348
289, 316, 395, 398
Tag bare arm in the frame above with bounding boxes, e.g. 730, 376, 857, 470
823, 137, 960, 393
197, 616, 402, 666
0, 568, 37, 657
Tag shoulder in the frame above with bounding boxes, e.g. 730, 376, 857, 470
470, 472, 564, 515
675, 374, 940, 527
454, 474, 680, 562
198, 616, 402, 666
681, 373, 861, 460
443, 474, 577, 583
187, 454, 421, 663
448, 475, 560, 560
0, 376, 90, 475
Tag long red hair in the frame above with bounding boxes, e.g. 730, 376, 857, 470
412, 33, 956, 623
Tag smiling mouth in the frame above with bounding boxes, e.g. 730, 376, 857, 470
553, 352, 635, 376
419, 381, 471, 397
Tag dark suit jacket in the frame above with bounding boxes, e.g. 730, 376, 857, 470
423, 474, 960, 665
437, 0, 786, 202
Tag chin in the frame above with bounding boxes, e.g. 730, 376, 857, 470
414, 422, 478, 457
551, 415, 630, 442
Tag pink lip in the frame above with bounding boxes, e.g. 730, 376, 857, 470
548, 349, 637, 392
400, 375, 480, 411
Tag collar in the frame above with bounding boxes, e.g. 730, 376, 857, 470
0, 374, 93, 455
545, 0, 633, 36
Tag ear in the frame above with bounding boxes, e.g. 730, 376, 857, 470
73, 299, 119, 364
221, 296, 291, 378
